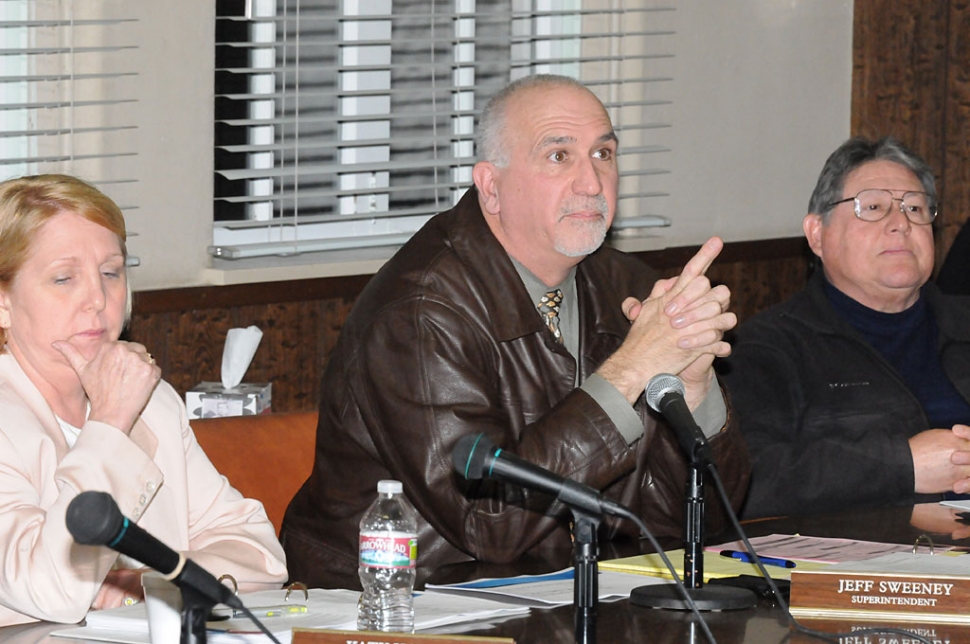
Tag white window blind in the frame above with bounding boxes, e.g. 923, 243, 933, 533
212, 0, 673, 260
0, 0, 139, 219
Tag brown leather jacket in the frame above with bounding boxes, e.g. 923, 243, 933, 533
281, 188, 750, 589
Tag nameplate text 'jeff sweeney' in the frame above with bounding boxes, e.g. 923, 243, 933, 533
790, 553, 970, 624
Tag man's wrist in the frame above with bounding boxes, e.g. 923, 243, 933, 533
594, 357, 645, 404
581, 374, 643, 445
690, 382, 727, 438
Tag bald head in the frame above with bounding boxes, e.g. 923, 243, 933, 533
470, 75, 618, 286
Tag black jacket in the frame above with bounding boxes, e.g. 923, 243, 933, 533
720, 271, 970, 519
281, 187, 751, 589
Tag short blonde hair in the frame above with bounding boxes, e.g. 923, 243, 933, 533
0, 174, 128, 346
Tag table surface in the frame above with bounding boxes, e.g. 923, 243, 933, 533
7, 502, 970, 644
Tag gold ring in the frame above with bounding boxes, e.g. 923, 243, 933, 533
146, 353, 155, 365
123, 596, 140, 606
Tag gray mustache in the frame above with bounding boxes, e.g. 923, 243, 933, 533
560, 195, 609, 217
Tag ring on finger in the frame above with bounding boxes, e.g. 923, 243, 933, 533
146, 353, 155, 365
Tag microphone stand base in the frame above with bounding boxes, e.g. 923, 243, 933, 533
629, 584, 757, 612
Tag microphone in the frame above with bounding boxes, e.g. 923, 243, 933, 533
66, 491, 243, 610
645, 373, 714, 465
452, 433, 625, 517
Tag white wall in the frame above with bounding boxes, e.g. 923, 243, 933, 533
660, 0, 853, 246
122, 0, 216, 292
123, 0, 852, 291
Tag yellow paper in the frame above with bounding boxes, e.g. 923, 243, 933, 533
599, 548, 831, 582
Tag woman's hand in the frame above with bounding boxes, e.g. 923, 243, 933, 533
53, 340, 161, 435
91, 568, 147, 611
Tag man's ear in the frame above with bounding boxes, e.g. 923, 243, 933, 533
803, 213, 824, 259
472, 161, 501, 215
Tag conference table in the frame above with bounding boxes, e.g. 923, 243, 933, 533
6, 502, 970, 644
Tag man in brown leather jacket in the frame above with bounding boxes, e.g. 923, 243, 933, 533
281, 75, 751, 589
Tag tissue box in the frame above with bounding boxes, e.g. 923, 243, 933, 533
185, 382, 272, 419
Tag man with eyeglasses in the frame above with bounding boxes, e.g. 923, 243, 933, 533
720, 136, 970, 519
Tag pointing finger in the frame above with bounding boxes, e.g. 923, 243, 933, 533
664, 237, 724, 315
669, 237, 723, 295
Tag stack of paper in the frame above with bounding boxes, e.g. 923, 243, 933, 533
600, 548, 832, 582
51, 588, 530, 644
424, 568, 669, 607
599, 534, 934, 583
708, 534, 938, 564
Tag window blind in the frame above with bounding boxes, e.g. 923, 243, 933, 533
0, 0, 139, 221
212, 0, 674, 260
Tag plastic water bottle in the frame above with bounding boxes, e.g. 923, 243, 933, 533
357, 479, 418, 633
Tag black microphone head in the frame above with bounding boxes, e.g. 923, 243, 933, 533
452, 433, 496, 480
66, 491, 125, 546
645, 373, 685, 412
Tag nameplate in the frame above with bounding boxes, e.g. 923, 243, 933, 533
292, 629, 515, 644
796, 615, 970, 643
789, 553, 970, 624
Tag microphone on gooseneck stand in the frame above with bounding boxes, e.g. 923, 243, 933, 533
453, 433, 719, 644
645, 373, 714, 466
66, 491, 282, 644
630, 373, 757, 611
452, 432, 631, 518
635, 376, 937, 644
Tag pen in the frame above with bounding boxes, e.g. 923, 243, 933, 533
720, 549, 796, 568
209, 604, 308, 620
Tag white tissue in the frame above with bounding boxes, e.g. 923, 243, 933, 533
221, 326, 263, 389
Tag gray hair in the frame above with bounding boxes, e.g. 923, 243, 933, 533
476, 74, 592, 168
807, 136, 937, 221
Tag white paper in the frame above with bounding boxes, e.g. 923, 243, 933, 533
52, 587, 529, 644
941, 499, 970, 511
820, 551, 970, 575
707, 534, 925, 565
425, 568, 669, 607
221, 326, 263, 389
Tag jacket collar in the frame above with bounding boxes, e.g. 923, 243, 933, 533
0, 351, 157, 460
445, 187, 554, 343
0, 352, 70, 458
786, 270, 970, 343
443, 187, 630, 345
925, 281, 970, 342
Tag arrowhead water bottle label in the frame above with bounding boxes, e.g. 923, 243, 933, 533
359, 531, 417, 568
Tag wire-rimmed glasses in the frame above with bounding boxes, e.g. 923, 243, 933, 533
826, 189, 937, 225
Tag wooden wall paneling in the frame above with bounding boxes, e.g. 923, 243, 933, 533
272, 301, 322, 412
851, 0, 949, 167
128, 295, 363, 414
709, 255, 813, 327
125, 239, 811, 414
641, 238, 813, 327
852, 0, 958, 271
941, 1, 970, 267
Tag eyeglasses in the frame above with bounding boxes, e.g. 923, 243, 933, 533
827, 189, 937, 225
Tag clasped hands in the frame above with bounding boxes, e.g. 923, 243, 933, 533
911, 423, 970, 496
53, 339, 161, 435
597, 236, 736, 408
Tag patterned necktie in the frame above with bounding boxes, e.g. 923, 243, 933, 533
537, 289, 564, 344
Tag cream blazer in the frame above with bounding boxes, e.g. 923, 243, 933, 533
0, 353, 288, 626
